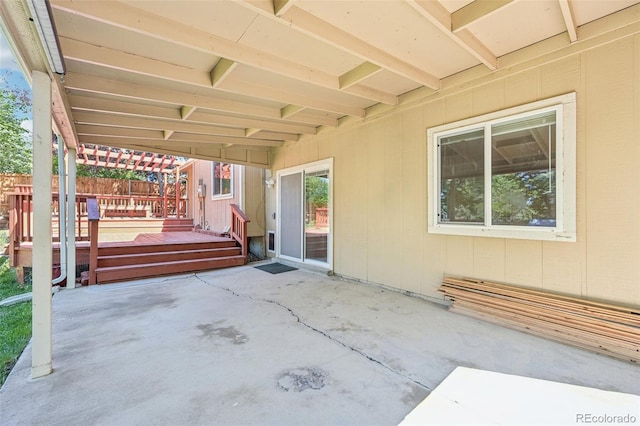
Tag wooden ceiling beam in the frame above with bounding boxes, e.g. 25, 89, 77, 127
339, 62, 382, 90
64, 73, 282, 120
72, 111, 247, 138
69, 94, 316, 135
168, 132, 285, 147
451, 0, 513, 32
406, 0, 497, 70
82, 137, 270, 157
274, 0, 296, 17
75, 124, 163, 140
211, 58, 238, 87
79, 135, 279, 149
247, 3, 441, 89
52, 0, 395, 106
558, 0, 578, 43
62, 37, 362, 116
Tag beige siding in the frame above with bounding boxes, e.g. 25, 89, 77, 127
190, 161, 264, 237
243, 166, 266, 237
269, 28, 640, 307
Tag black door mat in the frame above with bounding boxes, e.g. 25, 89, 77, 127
254, 262, 298, 274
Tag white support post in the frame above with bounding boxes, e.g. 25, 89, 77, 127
31, 71, 53, 378
66, 147, 77, 288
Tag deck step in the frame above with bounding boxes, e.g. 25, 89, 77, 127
98, 240, 237, 256
97, 247, 242, 267
95, 255, 246, 283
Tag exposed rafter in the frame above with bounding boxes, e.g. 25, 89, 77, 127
339, 62, 382, 90
68, 94, 319, 136
211, 58, 238, 87
51, 0, 397, 107
78, 134, 282, 149
61, 37, 364, 117
274, 0, 296, 17
72, 111, 249, 138
63, 73, 281, 120
451, 0, 513, 32
558, 0, 578, 42
406, 0, 497, 70
240, 1, 441, 90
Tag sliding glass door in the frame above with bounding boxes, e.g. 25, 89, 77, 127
277, 159, 332, 269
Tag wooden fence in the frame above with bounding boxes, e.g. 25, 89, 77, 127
0, 174, 176, 227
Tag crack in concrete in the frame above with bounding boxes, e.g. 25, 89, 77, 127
194, 274, 432, 391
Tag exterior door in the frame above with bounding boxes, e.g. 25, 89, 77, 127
280, 172, 303, 259
277, 159, 332, 269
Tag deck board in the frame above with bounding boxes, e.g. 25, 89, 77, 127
14, 232, 235, 268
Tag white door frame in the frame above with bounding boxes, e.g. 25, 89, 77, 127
276, 158, 333, 270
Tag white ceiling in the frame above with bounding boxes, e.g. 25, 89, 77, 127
2, 0, 639, 164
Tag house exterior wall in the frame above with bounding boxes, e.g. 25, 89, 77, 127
190, 160, 264, 238
267, 25, 640, 307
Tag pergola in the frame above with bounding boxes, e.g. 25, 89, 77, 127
1, 0, 638, 379
75, 145, 182, 174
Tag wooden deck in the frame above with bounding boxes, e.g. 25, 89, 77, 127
14, 231, 244, 284
93, 231, 244, 284
8, 199, 250, 285
99, 231, 233, 247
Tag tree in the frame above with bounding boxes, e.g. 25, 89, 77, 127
0, 73, 32, 174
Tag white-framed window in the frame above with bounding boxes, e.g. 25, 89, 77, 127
427, 92, 576, 242
211, 161, 233, 199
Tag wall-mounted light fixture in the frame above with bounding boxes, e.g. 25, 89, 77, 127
265, 169, 275, 188
25, 0, 65, 75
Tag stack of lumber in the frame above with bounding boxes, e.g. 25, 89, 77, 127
438, 277, 640, 363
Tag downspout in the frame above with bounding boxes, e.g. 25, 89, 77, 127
52, 135, 67, 285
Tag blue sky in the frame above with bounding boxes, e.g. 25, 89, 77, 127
1, 31, 33, 132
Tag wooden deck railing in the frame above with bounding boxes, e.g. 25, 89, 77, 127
7, 187, 188, 266
230, 204, 250, 260
94, 193, 187, 218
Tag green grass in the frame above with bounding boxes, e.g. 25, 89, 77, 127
0, 254, 32, 387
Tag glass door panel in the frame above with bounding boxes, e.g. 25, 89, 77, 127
304, 170, 329, 263
280, 172, 303, 260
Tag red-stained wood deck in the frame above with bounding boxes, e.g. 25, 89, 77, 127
14, 230, 246, 285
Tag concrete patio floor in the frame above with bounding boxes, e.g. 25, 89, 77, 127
1, 263, 638, 425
